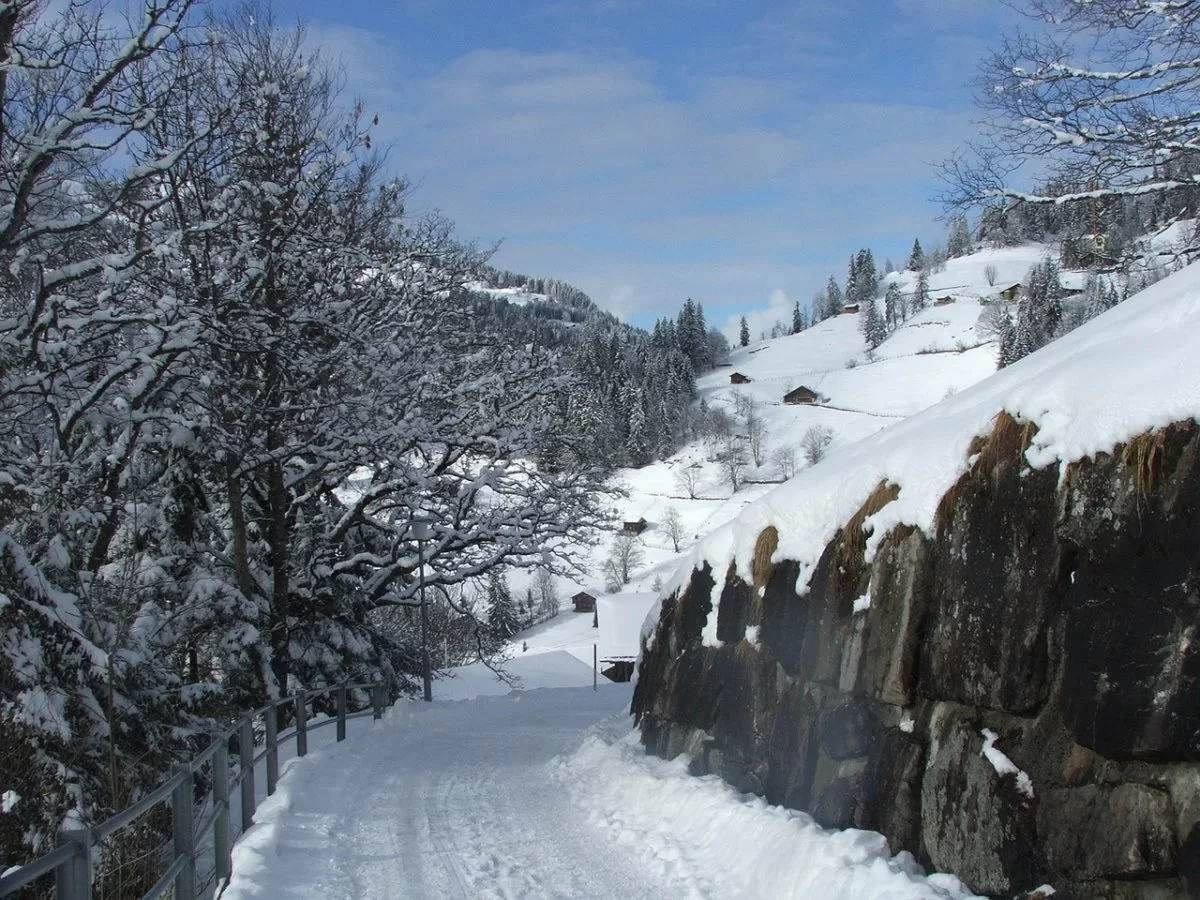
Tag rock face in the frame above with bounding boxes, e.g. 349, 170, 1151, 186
633, 416, 1200, 899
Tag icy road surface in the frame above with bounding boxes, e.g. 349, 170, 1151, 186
222, 684, 683, 900
222, 671, 978, 899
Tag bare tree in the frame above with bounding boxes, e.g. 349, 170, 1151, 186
662, 506, 685, 552
732, 389, 751, 417
535, 568, 558, 618
602, 532, 645, 591
941, 0, 1200, 210
984, 263, 998, 287
745, 401, 769, 466
720, 435, 748, 493
673, 465, 701, 499
801, 425, 835, 466
773, 445, 798, 480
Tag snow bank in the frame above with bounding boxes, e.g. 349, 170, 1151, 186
558, 719, 981, 900
437, 649, 597, 700
666, 258, 1200, 619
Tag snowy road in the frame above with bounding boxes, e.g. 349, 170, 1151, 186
222, 685, 689, 900
223, 659, 978, 900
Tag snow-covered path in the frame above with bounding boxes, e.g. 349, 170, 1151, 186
222, 673, 980, 900
222, 684, 688, 900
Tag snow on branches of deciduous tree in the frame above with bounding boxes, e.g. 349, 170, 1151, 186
942, 0, 1200, 210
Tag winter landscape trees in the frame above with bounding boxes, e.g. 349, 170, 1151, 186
942, 0, 1200, 239
0, 0, 610, 870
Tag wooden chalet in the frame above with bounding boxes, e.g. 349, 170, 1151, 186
571, 591, 597, 613
622, 517, 648, 535
997, 283, 1022, 302
783, 385, 819, 405
933, 295, 955, 306
730, 372, 751, 384
842, 304, 860, 314
601, 657, 637, 683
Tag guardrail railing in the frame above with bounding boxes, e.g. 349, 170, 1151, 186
0, 680, 386, 900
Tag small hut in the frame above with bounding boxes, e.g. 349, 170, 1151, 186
933, 295, 955, 306
601, 658, 637, 683
997, 283, 1022, 302
572, 591, 596, 613
783, 386, 819, 405
842, 304, 860, 314
622, 517, 648, 535
730, 372, 751, 384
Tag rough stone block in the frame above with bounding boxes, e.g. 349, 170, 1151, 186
921, 707, 1040, 896
1038, 783, 1176, 878
920, 462, 1061, 713
854, 526, 931, 707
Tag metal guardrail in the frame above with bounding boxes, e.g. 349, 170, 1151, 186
0, 680, 386, 900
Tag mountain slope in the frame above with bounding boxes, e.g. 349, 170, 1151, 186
631, 254, 1200, 897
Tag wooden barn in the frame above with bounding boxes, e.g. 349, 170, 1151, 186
622, 517, 648, 535
783, 385, 819, 405
572, 591, 596, 613
601, 657, 637, 683
933, 295, 955, 306
842, 304, 860, 314
730, 372, 751, 384
997, 283, 1022, 302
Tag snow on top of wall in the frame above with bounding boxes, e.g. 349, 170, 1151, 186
665, 258, 1200, 611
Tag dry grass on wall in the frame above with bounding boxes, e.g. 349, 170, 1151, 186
935, 410, 1038, 535
836, 481, 901, 573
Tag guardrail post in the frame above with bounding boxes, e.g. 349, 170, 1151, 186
372, 683, 383, 720
55, 828, 91, 900
295, 690, 308, 757
171, 766, 196, 900
336, 686, 347, 742
265, 704, 279, 796
239, 718, 255, 834
212, 733, 232, 885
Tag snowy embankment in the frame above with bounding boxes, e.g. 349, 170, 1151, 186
560, 720, 979, 900
220, 654, 981, 899
664, 253, 1200, 612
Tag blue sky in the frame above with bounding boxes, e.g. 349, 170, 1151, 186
270, 0, 1018, 333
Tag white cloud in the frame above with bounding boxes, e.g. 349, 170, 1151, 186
307, 18, 977, 323
723, 288, 797, 345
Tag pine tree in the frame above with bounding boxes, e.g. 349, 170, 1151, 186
487, 570, 520, 639
884, 281, 901, 331
792, 301, 804, 334
947, 215, 974, 257
913, 270, 931, 312
908, 238, 925, 271
997, 309, 1019, 368
860, 298, 887, 349
739, 316, 750, 347
627, 389, 650, 466
824, 275, 844, 319
855, 248, 879, 305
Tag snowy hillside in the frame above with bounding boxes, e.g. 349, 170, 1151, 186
509, 245, 1062, 672
663, 252, 1200, 608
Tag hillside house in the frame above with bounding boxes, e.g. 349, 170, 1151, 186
730, 372, 751, 384
601, 657, 637, 683
997, 283, 1022, 302
783, 386, 819, 405
622, 517, 648, 535
933, 295, 955, 306
572, 591, 596, 613
843, 304, 860, 314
